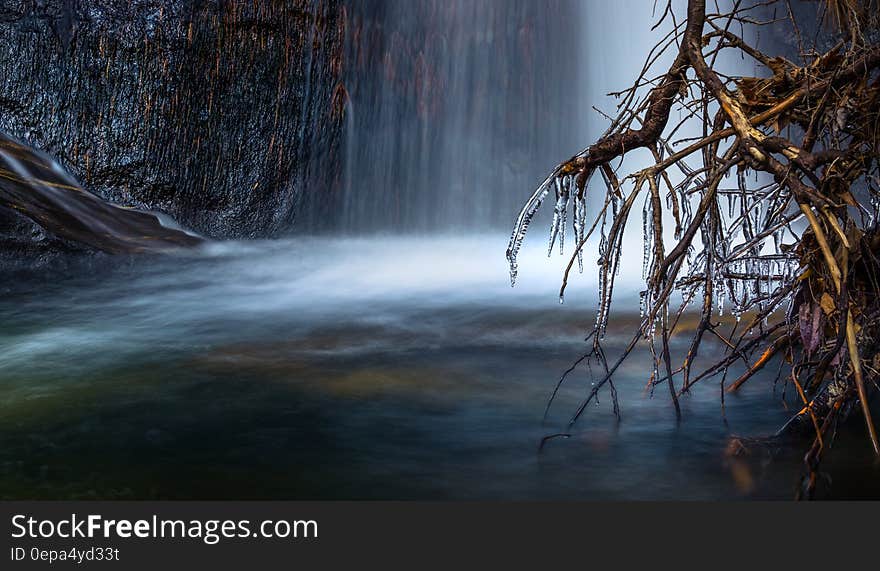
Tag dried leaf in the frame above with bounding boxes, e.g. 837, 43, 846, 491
820, 292, 836, 315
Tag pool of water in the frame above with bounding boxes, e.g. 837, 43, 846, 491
1, 235, 877, 499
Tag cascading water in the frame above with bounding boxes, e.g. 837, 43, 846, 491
299, 0, 584, 233
0, 132, 201, 254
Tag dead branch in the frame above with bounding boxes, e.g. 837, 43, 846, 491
509, 0, 880, 496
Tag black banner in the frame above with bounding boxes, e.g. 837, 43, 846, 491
0, 501, 874, 569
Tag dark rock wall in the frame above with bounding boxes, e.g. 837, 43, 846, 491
0, 0, 345, 240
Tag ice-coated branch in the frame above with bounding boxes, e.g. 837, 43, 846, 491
508, 0, 880, 496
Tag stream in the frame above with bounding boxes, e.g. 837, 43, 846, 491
3, 235, 877, 499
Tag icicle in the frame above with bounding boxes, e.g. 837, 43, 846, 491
730, 276, 742, 321
575, 195, 586, 273
773, 228, 784, 254
506, 170, 556, 286
548, 177, 562, 257
558, 176, 570, 256
751, 260, 760, 297
642, 198, 654, 279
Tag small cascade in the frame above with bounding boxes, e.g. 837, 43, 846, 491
0, 132, 201, 253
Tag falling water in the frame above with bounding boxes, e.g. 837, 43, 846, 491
299, 0, 584, 233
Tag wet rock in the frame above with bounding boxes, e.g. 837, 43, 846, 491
0, 0, 345, 245
0, 204, 94, 272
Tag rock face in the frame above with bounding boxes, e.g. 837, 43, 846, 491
0, 0, 345, 244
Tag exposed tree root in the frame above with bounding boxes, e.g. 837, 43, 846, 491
509, 0, 880, 497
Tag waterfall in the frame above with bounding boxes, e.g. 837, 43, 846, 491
299, 0, 583, 233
